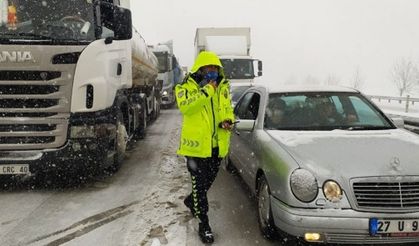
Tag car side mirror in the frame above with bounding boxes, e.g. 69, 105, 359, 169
236, 119, 255, 131
391, 117, 404, 128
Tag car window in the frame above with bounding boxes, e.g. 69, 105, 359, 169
235, 92, 260, 120
231, 86, 251, 103
348, 96, 387, 126
265, 92, 393, 130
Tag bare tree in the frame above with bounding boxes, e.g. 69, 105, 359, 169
391, 58, 418, 96
351, 66, 365, 90
304, 75, 320, 86
325, 74, 340, 86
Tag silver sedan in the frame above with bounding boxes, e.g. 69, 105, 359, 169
228, 85, 419, 244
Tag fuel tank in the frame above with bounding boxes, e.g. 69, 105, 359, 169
131, 28, 158, 87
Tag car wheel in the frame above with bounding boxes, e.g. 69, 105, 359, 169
223, 155, 237, 174
257, 175, 278, 240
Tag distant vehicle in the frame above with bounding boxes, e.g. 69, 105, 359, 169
228, 85, 419, 244
152, 40, 184, 108
194, 27, 262, 85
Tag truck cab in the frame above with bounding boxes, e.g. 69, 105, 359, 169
0, 0, 158, 179
194, 27, 262, 85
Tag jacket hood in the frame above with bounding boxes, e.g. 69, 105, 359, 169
191, 51, 224, 75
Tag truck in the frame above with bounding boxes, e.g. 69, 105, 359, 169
151, 40, 184, 108
0, 0, 160, 178
194, 27, 263, 85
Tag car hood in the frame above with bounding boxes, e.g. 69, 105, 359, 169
267, 129, 419, 179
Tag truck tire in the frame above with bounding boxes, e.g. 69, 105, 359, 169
135, 102, 147, 139
108, 111, 128, 172
151, 96, 160, 120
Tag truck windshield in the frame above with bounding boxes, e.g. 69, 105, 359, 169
154, 52, 169, 73
221, 59, 254, 80
0, 0, 95, 44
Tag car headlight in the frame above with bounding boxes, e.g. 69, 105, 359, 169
162, 90, 168, 96
323, 180, 342, 202
290, 169, 318, 202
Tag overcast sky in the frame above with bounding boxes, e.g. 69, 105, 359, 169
131, 0, 419, 96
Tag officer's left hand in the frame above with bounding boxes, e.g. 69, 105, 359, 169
220, 120, 233, 131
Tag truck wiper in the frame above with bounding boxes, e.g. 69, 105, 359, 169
1, 32, 53, 41
14, 33, 53, 40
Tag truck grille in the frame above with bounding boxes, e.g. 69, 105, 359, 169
353, 181, 419, 210
0, 70, 71, 150
0, 85, 60, 95
0, 71, 61, 81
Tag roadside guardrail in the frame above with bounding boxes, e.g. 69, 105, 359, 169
368, 95, 419, 113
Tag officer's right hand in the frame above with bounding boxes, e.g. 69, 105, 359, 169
208, 80, 218, 90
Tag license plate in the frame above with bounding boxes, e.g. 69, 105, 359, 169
370, 218, 419, 237
0, 165, 30, 175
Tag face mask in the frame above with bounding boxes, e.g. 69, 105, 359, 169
204, 71, 219, 82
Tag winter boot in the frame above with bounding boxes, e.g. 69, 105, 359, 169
198, 222, 214, 244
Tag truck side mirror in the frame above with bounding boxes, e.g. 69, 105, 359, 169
99, 2, 132, 40
113, 8, 132, 40
257, 60, 263, 76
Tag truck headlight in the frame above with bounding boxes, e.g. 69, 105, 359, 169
323, 180, 342, 202
290, 169, 318, 202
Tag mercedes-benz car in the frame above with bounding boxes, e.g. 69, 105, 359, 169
228, 85, 419, 244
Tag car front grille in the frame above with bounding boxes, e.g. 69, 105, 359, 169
325, 233, 419, 244
0, 70, 71, 150
353, 181, 419, 210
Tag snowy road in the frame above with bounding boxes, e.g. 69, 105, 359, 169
0, 109, 278, 246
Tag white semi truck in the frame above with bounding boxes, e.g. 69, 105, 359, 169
151, 40, 183, 107
0, 0, 160, 177
194, 27, 263, 84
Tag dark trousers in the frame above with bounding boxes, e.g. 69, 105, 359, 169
185, 148, 221, 224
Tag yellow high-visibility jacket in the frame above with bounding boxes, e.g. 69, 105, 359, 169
175, 51, 234, 158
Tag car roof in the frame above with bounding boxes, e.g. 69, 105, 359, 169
249, 84, 359, 94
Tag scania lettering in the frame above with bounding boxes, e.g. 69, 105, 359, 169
0, 0, 160, 179
0, 51, 33, 63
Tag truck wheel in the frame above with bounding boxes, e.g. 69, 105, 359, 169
257, 175, 278, 240
135, 104, 147, 139
151, 96, 159, 120
109, 111, 128, 172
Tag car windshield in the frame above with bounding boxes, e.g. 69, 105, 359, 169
264, 92, 395, 131
0, 0, 95, 44
231, 85, 252, 103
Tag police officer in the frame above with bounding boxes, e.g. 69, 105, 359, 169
175, 51, 234, 243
